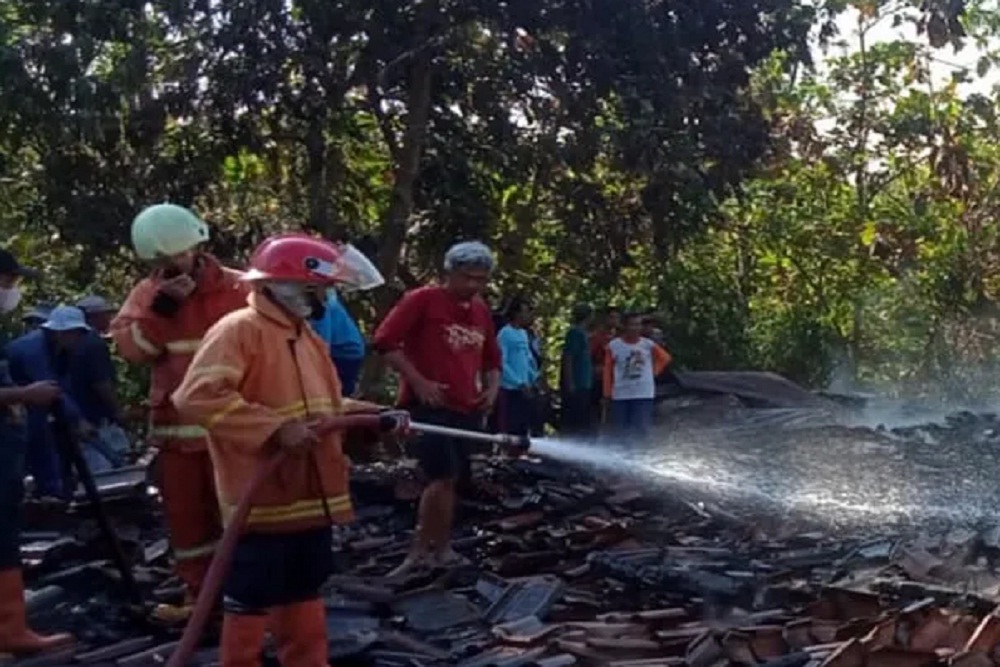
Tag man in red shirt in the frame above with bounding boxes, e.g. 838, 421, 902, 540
373, 241, 501, 577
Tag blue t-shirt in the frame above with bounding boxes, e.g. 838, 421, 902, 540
309, 293, 366, 360
562, 325, 593, 392
6, 330, 85, 443
497, 325, 539, 390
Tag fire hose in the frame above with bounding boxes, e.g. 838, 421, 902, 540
167, 413, 530, 667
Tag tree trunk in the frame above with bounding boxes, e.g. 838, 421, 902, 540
358, 37, 436, 397
305, 113, 329, 235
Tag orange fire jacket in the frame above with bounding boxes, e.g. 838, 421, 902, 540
110, 254, 250, 451
172, 290, 366, 533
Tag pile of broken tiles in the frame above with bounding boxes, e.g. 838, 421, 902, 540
9, 446, 1000, 665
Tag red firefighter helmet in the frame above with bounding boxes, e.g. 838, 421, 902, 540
242, 233, 385, 290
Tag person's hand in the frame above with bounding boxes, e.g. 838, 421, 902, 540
158, 274, 197, 301
477, 384, 499, 411
379, 409, 411, 436
412, 376, 447, 408
20, 381, 61, 406
273, 419, 318, 451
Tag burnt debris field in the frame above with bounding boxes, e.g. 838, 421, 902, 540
12, 379, 1000, 666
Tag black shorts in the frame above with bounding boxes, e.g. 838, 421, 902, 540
223, 528, 333, 612
405, 407, 484, 482
497, 389, 534, 437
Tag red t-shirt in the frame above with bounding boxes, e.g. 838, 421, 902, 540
373, 285, 501, 414
589, 330, 612, 367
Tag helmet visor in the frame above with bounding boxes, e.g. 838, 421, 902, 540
333, 244, 385, 292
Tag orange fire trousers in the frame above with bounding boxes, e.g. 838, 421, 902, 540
158, 447, 222, 599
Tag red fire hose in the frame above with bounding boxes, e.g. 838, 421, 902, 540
166, 412, 385, 667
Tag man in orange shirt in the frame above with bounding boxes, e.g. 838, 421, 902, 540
173, 233, 400, 667
110, 204, 250, 621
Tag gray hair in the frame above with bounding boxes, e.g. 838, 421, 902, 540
443, 241, 495, 273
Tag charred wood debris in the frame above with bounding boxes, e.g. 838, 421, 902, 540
10, 412, 1000, 666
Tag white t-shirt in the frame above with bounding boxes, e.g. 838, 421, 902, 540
607, 337, 657, 401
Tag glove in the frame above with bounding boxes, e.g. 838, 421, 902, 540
377, 409, 411, 436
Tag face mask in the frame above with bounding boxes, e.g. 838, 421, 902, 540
266, 283, 325, 320
0, 287, 22, 314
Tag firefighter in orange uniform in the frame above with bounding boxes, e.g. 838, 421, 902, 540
110, 204, 250, 621
172, 233, 396, 667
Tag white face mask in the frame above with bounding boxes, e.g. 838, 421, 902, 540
266, 282, 313, 318
0, 287, 22, 314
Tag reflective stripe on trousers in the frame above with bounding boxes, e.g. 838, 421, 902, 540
173, 540, 218, 561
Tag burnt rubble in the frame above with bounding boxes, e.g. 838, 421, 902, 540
10, 412, 1000, 665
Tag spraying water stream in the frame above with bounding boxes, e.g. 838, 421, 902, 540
527, 399, 1000, 530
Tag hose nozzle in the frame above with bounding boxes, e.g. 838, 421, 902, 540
500, 433, 531, 456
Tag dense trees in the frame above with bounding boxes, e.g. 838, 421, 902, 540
0, 0, 997, 400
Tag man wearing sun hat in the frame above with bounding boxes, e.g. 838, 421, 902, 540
38, 307, 120, 471
76, 295, 118, 335
7, 306, 110, 495
0, 249, 74, 655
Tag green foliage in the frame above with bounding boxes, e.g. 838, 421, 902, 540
1, 0, 999, 405
653, 0, 1000, 395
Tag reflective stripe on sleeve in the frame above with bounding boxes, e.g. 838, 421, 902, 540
150, 424, 208, 439
130, 322, 162, 356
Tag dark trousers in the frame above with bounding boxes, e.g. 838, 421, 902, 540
0, 423, 26, 569
609, 398, 655, 436
560, 388, 592, 432
26, 427, 64, 499
497, 389, 534, 437
0, 477, 23, 570
223, 528, 333, 612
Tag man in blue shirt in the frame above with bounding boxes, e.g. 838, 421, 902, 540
7, 306, 111, 499
560, 303, 594, 432
496, 298, 539, 437
308, 290, 366, 396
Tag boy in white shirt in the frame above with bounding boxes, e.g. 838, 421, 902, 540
602, 312, 672, 435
